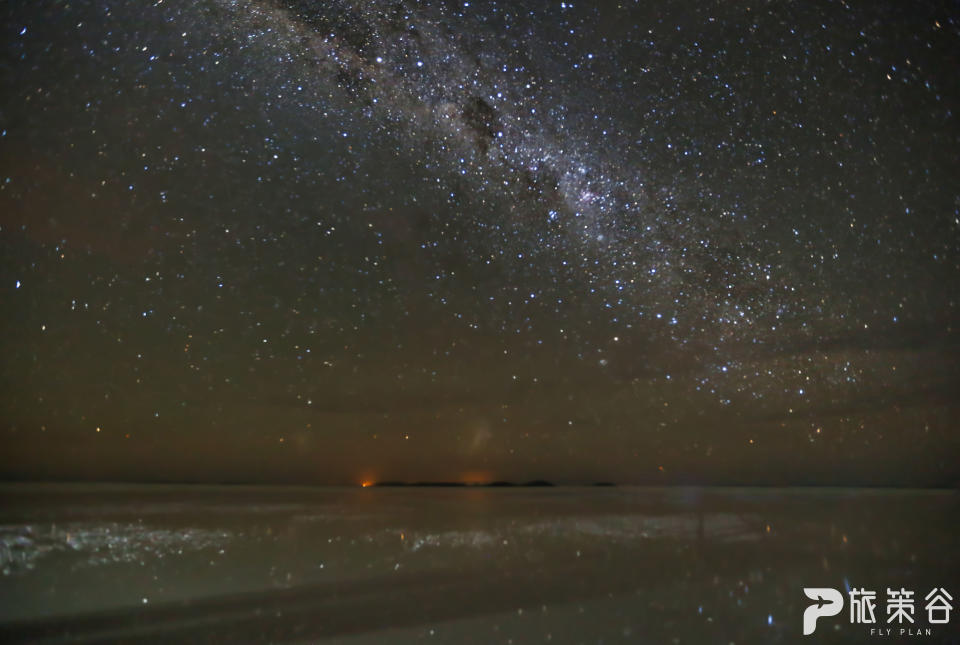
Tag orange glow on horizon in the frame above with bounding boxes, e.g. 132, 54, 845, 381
361, 481, 374, 488
460, 470, 494, 485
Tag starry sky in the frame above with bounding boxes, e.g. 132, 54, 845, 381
1, 0, 958, 486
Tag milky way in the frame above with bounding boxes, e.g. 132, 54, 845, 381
1, 0, 958, 484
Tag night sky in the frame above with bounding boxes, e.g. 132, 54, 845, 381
1, 0, 958, 486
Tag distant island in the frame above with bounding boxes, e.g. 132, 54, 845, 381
369, 480, 563, 488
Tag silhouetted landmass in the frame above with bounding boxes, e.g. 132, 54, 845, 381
370, 480, 558, 487
373, 481, 467, 487
412, 482, 467, 487
593, 482, 617, 487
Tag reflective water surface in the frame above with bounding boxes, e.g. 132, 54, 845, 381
0, 484, 957, 643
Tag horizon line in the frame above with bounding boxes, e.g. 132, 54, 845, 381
0, 478, 957, 491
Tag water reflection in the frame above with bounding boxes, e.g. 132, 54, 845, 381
0, 485, 956, 643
